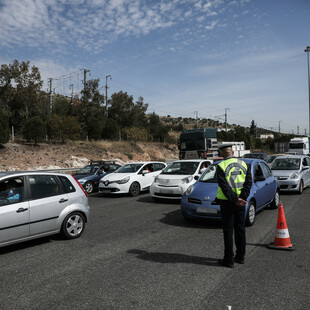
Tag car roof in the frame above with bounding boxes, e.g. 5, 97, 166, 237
0, 171, 71, 179
274, 155, 306, 159
171, 159, 212, 163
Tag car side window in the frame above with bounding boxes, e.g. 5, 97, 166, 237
306, 157, 310, 166
59, 176, 76, 193
153, 163, 166, 171
254, 164, 264, 181
28, 175, 62, 200
0, 177, 24, 206
261, 162, 272, 177
302, 158, 308, 167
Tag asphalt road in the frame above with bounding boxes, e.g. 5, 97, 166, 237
0, 188, 309, 310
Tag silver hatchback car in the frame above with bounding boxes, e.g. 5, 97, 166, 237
270, 155, 310, 193
0, 172, 90, 248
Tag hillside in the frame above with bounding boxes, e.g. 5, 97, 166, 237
0, 141, 179, 171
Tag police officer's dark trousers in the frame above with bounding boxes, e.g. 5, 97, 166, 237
220, 201, 246, 264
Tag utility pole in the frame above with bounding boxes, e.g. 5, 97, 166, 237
297, 126, 299, 135
105, 75, 112, 114
49, 78, 53, 113
70, 84, 74, 103
305, 46, 310, 137
194, 111, 198, 128
83, 69, 90, 90
279, 120, 282, 133
225, 108, 230, 132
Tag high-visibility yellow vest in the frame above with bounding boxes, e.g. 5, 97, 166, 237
216, 158, 248, 200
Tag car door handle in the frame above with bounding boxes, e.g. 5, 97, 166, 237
59, 198, 68, 203
16, 208, 28, 213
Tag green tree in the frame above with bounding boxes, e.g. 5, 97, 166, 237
0, 60, 44, 135
23, 116, 46, 145
0, 107, 10, 146
47, 115, 81, 142
108, 91, 148, 128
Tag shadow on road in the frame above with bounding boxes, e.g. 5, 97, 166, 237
127, 249, 221, 267
159, 209, 222, 230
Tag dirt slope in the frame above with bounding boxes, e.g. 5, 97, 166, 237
0, 141, 179, 171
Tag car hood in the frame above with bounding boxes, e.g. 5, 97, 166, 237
156, 174, 194, 185
188, 181, 218, 200
101, 173, 133, 181
74, 174, 92, 180
271, 170, 300, 177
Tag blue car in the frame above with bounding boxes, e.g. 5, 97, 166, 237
74, 161, 121, 194
181, 158, 280, 226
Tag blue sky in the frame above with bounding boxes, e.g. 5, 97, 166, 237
0, 0, 309, 134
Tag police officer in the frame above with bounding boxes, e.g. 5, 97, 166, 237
216, 143, 252, 268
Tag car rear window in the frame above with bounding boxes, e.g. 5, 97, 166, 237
59, 176, 76, 193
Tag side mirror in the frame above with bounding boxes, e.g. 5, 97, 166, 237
142, 170, 149, 175
194, 175, 199, 180
302, 165, 309, 170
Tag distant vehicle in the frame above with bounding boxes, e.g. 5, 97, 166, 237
270, 155, 310, 193
150, 159, 213, 200
99, 161, 167, 196
243, 152, 268, 161
178, 128, 218, 159
0, 171, 90, 248
74, 161, 121, 194
266, 154, 285, 166
288, 137, 310, 155
181, 158, 280, 226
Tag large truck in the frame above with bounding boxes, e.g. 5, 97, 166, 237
178, 128, 218, 159
217, 141, 251, 158
288, 137, 310, 155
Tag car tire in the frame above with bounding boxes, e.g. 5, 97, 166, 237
129, 182, 140, 196
62, 212, 85, 239
245, 200, 256, 227
84, 181, 94, 194
270, 190, 280, 209
298, 180, 304, 194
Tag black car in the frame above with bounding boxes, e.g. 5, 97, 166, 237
74, 161, 121, 194
243, 152, 268, 161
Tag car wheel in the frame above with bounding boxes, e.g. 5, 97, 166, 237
298, 180, 304, 194
246, 200, 256, 227
62, 212, 85, 239
84, 181, 94, 194
129, 182, 140, 196
270, 190, 280, 209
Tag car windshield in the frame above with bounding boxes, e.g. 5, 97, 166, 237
76, 165, 99, 174
271, 158, 301, 170
199, 164, 218, 183
267, 155, 277, 163
162, 162, 199, 175
115, 164, 143, 173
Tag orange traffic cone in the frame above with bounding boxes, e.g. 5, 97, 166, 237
268, 203, 295, 251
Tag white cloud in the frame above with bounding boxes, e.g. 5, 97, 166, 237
205, 20, 218, 30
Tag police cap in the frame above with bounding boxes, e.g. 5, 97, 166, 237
218, 143, 233, 150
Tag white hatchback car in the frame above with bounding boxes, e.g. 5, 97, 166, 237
0, 172, 90, 248
150, 159, 213, 200
98, 161, 167, 196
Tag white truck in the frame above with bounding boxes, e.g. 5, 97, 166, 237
218, 141, 250, 158
288, 137, 310, 155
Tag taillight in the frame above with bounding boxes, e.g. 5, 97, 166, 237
72, 176, 88, 197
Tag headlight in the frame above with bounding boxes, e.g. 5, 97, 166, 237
116, 176, 130, 184
182, 176, 194, 184
78, 179, 85, 184
290, 172, 299, 179
185, 185, 194, 196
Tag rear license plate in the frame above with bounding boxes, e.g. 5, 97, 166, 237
196, 207, 217, 214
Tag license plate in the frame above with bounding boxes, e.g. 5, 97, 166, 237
196, 207, 217, 214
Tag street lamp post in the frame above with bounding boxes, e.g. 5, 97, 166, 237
305, 46, 310, 136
